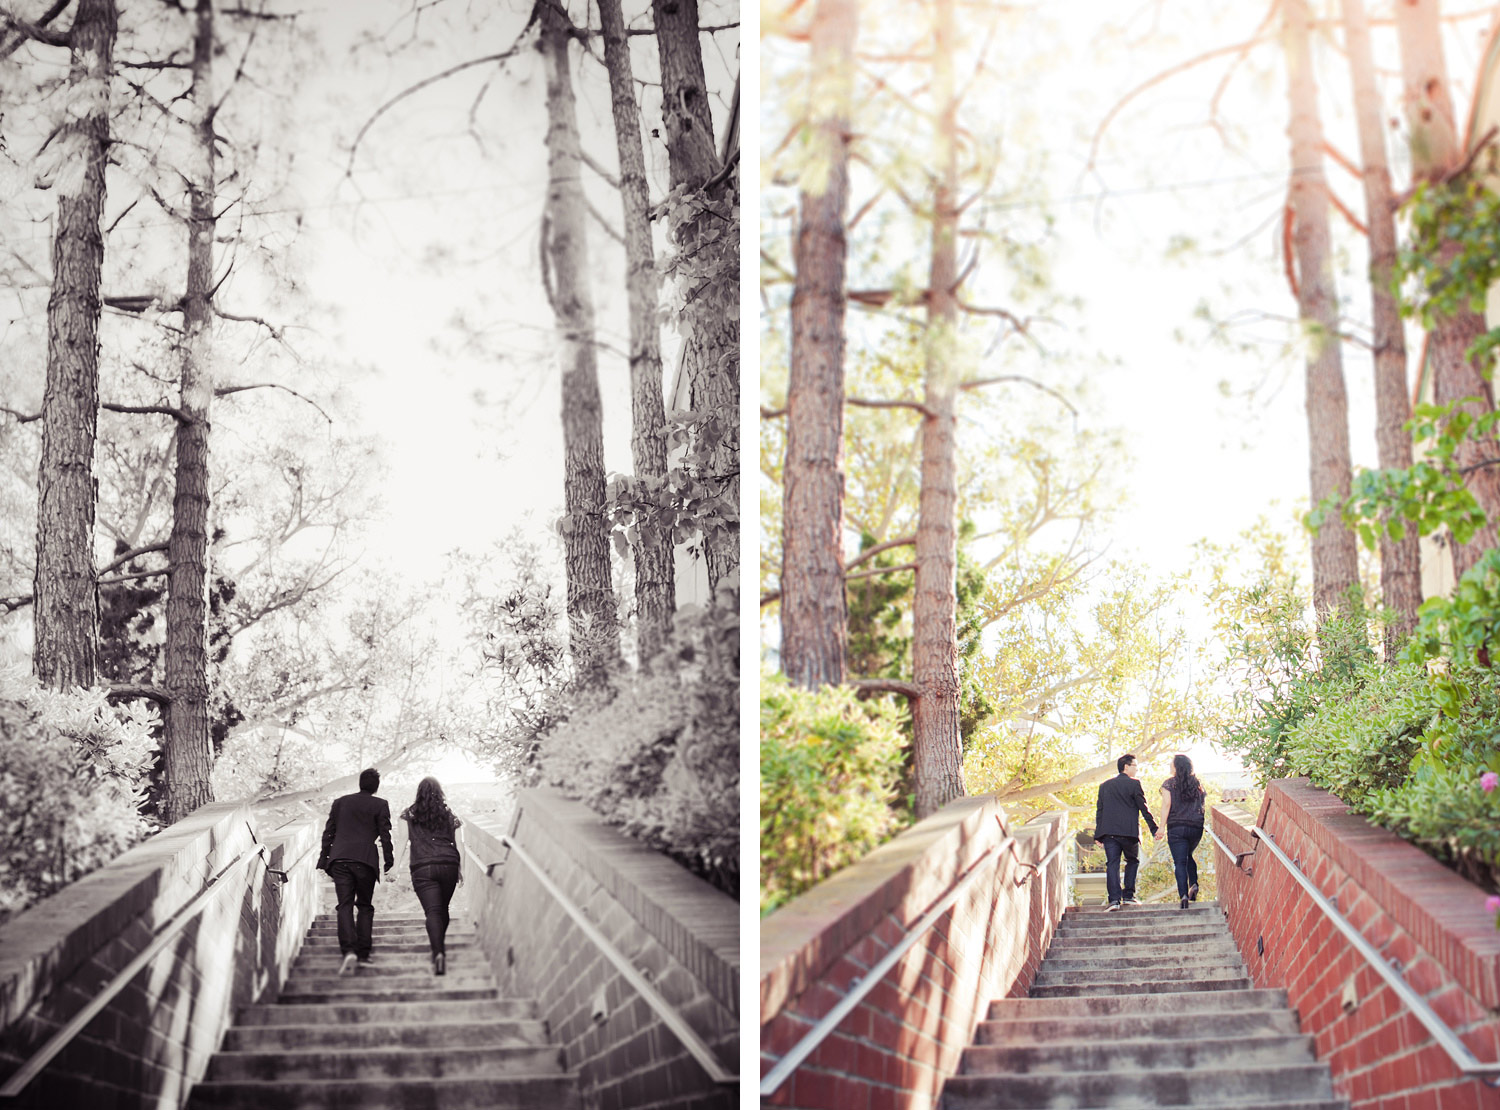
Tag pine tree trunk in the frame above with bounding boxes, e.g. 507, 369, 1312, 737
599, 0, 674, 663
653, 0, 739, 595
33, 0, 116, 690
162, 0, 217, 823
781, 0, 855, 690
1394, 0, 1500, 577
912, 0, 965, 819
542, 0, 619, 680
1284, 0, 1361, 623
1342, 0, 1421, 647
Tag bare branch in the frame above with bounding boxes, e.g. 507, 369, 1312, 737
1, 406, 39, 423
98, 568, 168, 586
0, 0, 69, 53
102, 401, 188, 421
845, 561, 915, 582
215, 382, 333, 423
107, 683, 172, 705
848, 396, 934, 418
97, 541, 168, 578
578, 147, 620, 189
960, 374, 1078, 419
760, 405, 786, 419
844, 534, 916, 572
586, 198, 625, 245
847, 677, 920, 699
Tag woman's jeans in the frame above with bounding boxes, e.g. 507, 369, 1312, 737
411, 863, 460, 955
1167, 824, 1203, 900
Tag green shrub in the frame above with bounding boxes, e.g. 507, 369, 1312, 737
760, 672, 907, 915
0, 674, 159, 925
536, 600, 739, 898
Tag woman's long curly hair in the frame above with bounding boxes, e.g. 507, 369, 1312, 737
1170, 753, 1203, 805
401, 776, 455, 832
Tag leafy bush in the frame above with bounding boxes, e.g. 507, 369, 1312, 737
0, 673, 159, 924
760, 672, 908, 915
536, 600, 739, 898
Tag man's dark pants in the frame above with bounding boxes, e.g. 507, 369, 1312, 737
411, 863, 460, 955
329, 860, 377, 958
1168, 824, 1204, 899
1099, 834, 1140, 904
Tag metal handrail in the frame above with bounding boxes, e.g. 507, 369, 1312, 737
1204, 824, 1255, 869
760, 825, 1067, 1099
0, 835, 274, 1099
1243, 825, 1500, 1084
494, 834, 736, 1085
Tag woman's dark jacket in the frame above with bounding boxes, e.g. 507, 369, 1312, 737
1161, 776, 1206, 828
404, 813, 462, 870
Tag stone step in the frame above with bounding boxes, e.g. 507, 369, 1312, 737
187, 1074, 581, 1109
1030, 975, 1253, 998
275, 985, 500, 1005
960, 1032, 1316, 1075
973, 1008, 1301, 1046
1051, 922, 1227, 942
205, 1044, 566, 1082
940, 1062, 1336, 1108
224, 1018, 550, 1052
1034, 964, 1244, 987
282, 970, 494, 990
238, 998, 536, 1027
1063, 903, 1222, 921
1046, 929, 1229, 951
990, 988, 1288, 1021
300, 935, 477, 951
293, 956, 478, 976
304, 924, 476, 940
1038, 950, 1243, 974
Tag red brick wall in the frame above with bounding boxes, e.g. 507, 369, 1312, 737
1212, 779, 1500, 1109
0, 803, 320, 1109
760, 797, 1068, 1110
465, 788, 737, 1110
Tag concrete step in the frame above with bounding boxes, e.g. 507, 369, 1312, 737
204, 1044, 566, 1082
187, 1075, 582, 1109
1034, 963, 1244, 987
960, 1032, 1316, 1075
274, 985, 500, 1005
224, 1018, 550, 1052
1051, 922, 1227, 942
282, 969, 493, 989
941, 1062, 1336, 1108
299, 937, 477, 954
238, 998, 536, 1026
1063, 903, 1222, 921
1030, 975, 1253, 998
293, 956, 480, 975
1038, 950, 1243, 974
974, 1007, 1301, 1045
1046, 929, 1229, 951
991, 988, 1289, 1021
304, 925, 476, 940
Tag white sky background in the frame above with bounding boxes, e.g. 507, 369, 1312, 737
759, 0, 1499, 781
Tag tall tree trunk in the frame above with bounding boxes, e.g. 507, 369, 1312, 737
912, 0, 965, 819
1284, 0, 1360, 622
162, 0, 217, 823
542, 0, 619, 680
1342, 0, 1421, 648
653, 0, 739, 595
1394, 0, 1500, 576
33, 0, 116, 690
781, 0, 855, 690
599, 0, 674, 663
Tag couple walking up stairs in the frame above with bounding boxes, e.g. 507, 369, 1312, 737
188, 912, 580, 1108
941, 902, 1349, 1109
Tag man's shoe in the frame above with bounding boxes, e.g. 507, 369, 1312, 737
338, 953, 358, 977
1104, 902, 1123, 912
1180, 896, 1190, 909
433, 953, 446, 976
1187, 882, 1199, 902
1122, 896, 1142, 905
358, 954, 375, 964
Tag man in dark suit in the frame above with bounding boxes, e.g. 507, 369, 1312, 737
317, 767, 395, 975
1093, 752, 1159, 911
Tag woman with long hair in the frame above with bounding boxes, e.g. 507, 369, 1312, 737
1156, 753, 1206, 910
399, 776, 464, 975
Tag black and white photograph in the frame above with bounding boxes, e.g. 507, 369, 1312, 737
0, 0, 740, 1105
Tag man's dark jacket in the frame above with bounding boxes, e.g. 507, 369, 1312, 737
1094, 772, 1159, 840
318, 790, 395, 875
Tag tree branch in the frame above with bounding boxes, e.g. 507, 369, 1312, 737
107, 683, 172, 705
578, 147, 620, 189
845, 561, 915, 582
847, 677, 920, 699
215, 382, 332, 423
960, 374, 1078, 418
0, 0, 69, 53
844, 535, 916, 572
848, 396, 934, 417
1, 406, 39, 423
98, 541, 168, 578
102, 401, 189, 421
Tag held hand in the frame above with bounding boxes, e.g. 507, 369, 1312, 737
1154, 828, 1164, 841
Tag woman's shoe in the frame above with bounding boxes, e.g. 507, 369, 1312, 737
1180, 897, 1189, 909
1187, 882, 1199, 902
433, 953, 446, 976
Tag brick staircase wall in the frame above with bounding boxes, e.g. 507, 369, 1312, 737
759, 797, 1069, 1110
464, 787, 738, 1110
1212, 778, 1500, 1108
0, 802, 320, 1109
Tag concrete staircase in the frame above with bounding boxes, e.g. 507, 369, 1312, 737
941, 902, 1348, 1109
188, 913, 579, 1109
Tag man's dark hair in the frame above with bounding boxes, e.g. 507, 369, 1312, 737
1117, 753, 1137, 774
358, 768, 380, 793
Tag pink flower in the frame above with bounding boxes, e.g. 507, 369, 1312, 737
1482, 772, 1500, 794
1488, 895, 1500, 915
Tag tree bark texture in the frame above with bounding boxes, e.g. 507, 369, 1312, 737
654, 0, 739, 595
1342, 0, 1421, 645
1394, 0, 1500, 577
33, 0, 116, 690
599, 0, 674, 663
162, 0, 217, 823
912, 0, 965, 820
542, 1, 619, 679
1284, 0, 1361, 623
781, 0, 855, 690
